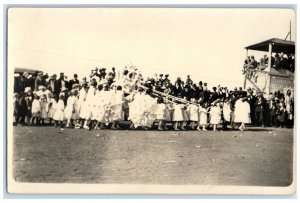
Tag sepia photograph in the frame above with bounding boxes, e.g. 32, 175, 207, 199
6, 7, 296, 194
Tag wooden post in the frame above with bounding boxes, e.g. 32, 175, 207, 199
290, 20, 292, 41
266, 43, 272, 72
265, 42, 273, 96
243, 49, 248, 89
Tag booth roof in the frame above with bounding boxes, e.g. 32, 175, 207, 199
245, 38, 295, 54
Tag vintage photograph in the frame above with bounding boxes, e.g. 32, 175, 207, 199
7, 7, 295, 194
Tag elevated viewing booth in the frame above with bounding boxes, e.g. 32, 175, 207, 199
243, 38, 295, 97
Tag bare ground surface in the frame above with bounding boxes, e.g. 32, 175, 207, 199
12, 125, 293, 186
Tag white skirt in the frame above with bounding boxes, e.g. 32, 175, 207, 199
53, 109, 65, 121
41, 108, 48, 119
199, 112, 208, 125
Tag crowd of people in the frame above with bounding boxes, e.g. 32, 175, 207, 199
13, 66, 294, 131
243, 53, 295, 82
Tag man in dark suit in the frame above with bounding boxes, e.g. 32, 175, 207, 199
254, 93, 266, 127
47, 74, 60, 96
68, 74, 80, 90
57, 72, 67, 93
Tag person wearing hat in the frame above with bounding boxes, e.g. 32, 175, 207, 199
68, 74, 79, 91
47, 74, 60, 97
15, 92, 28, 126
57, 72, 68, 93
34, 72, 43, 92
234, 96, 251, 131
254, 93, 266, 127
209, 86, 219, 104
162, 74, 170, 87
82, 79, 97, 130
185, 75, 193, 86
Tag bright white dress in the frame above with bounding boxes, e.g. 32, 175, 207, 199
210, 106, 221, 124
187, 104, 199, 122
109, 90, 124, 122
198, 107, 208, 125
128, 92, 144, 126
53, 100, 65, 121
234, 99, 251, 123
222, 102, 232, 122
128, 93, 157, 127
31, 99, 41, 117
101, 90, 114, 123
156, 103, 167, 120
82, 86, 96, 120
48, 99, 57, 119
64, 96, 76, 120
78, 88, 87, 118
165, 102, 174, 121
93, 90, 105, 122
40, 100, 48, 119
173, 104, 188, 121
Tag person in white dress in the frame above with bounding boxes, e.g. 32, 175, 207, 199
141, 89, 158, 129
198, 103, 208, 131
209, 102, 221, 131
64, 90, 79, 128
156, 97, 167, 130
76, 83, 88, 128
172, 99, 188, 131
187, 98, 199, 130
53, 94, 65, 128
101, 84, 114, 127
222, 98, 232, 129
31, 94, 41, 125
93, 85, 105, 129
128, 88, 146, 129
109, 86, 125, 129
40, 94, 48, 125
234, 97, 251, 131
47, 94, 58, 125
82, 81, 97, 129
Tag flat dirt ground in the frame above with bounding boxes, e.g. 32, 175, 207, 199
12, 125, 293, 186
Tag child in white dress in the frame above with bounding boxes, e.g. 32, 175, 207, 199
64, 91, 76, 128
40, 94, 48, 125
173, 100, 188, 131
210, 102, 221, 131
156, 97, 166, 130
47, 95, 58, 125
31, 94, 41, 125
198, 103, 208, 131
53, 94, 65, 128
187, 98, 199, 130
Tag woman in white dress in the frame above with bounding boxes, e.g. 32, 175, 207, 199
93, 85, 105, 129
82, 81, 97, 129
76, 83, 87, 128
64, 90, 79, 128
109, 86, 125, 129
198, 103, 208, 131
53, 94, 65, 128
128, 88, 145, 129
222, 98, 232, 129
187, 98, 199, 130
47, 94, 57, 125
234, 97, 251, 131
209, 102, 221, 131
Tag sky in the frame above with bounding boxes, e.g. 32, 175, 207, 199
8, 8, 295, 89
